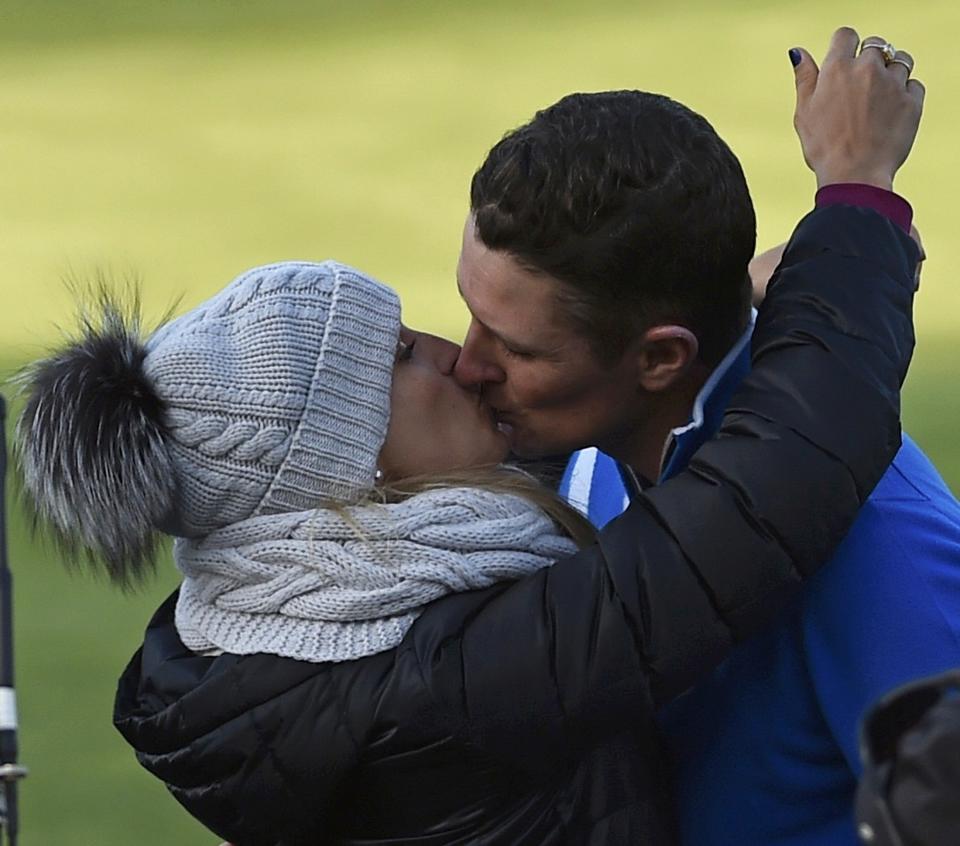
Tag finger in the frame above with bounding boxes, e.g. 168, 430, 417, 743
858, 35, 892, 67
910, 222, 925, 292
906, 77, 926, 109
909, 224, 926, 263
790, 47, 820, 106
887, 50, 915, 83
825, 26, 860, 62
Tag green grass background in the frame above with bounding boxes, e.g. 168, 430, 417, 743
1, 1, 957, 843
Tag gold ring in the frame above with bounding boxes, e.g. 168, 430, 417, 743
861, 40, 897, 64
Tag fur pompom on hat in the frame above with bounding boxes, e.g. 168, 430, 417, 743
16, 261, 401, 586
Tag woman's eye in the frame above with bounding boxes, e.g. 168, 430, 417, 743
396, 338, 415, 362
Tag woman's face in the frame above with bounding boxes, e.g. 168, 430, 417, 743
378, 326, 510, 479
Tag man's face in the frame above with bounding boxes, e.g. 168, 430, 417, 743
453, 217, 644, 459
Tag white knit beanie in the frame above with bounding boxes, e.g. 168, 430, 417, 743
145, 260, 401, 536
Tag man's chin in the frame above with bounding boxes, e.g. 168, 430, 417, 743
504, 426, 582, 461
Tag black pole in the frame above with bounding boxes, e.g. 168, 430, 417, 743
0, 396, 28, 846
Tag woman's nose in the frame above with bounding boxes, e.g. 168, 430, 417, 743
418, 332, 462, 376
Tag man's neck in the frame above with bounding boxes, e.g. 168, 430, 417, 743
605, 365, 711, 483
618, 309, 757, 482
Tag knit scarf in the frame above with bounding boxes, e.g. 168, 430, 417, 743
174, 486, 578, 663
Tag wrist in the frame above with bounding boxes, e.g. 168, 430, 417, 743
815, 171, 894, 192
815, 184, 913, 234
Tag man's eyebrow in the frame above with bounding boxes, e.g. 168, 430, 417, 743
456, 276, 534, 352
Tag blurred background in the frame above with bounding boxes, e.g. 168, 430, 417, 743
0, 1, 956, 843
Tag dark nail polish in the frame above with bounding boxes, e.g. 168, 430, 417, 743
789, 48, 802, 67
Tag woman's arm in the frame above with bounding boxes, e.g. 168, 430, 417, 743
411, 202, 918, 763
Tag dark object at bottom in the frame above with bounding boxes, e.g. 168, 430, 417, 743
856, 668, 960, 846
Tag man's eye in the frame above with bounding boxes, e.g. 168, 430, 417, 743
503, 344, 533, 360
396, 338, 415, 362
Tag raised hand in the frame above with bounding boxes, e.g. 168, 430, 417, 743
791, 26, 925, 190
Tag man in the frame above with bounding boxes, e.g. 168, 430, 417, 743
454, 29, 956, 845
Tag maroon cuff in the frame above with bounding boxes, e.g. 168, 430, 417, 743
815, 184, 912, 234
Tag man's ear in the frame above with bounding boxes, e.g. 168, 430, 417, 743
634, 325, 700, 392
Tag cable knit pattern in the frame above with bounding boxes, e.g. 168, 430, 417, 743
165, 409, 293, 465
142, 261, 401, 536
175, 487, 578, 662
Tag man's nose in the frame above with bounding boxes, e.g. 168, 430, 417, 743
453, 321, 506, 388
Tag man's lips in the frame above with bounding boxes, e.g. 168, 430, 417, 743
474, 389, 513, 439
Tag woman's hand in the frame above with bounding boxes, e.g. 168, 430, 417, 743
791, 27, 924, 190
750, 243, 788, 306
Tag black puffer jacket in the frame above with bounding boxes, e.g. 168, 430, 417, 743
115, 206, 918, 846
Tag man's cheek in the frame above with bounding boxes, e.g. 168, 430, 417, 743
512, 367, 566, 408
526, 381, 576, 412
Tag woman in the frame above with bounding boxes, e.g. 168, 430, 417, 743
16, 32, 923, 846
16, 228, 914, 845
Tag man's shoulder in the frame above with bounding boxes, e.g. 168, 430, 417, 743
802, 433, 960, 637
814, 434, 958, 572
868, 434, 959, 511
